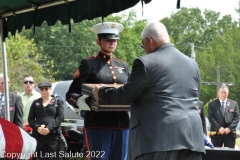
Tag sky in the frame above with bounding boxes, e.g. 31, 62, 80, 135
118, 0, 239, 21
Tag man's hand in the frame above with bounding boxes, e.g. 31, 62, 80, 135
76, 95, 91, 111
224, 127, 231, 134
218, 127, 226, 135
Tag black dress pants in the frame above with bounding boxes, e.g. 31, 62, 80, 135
211, 136, 235, 148
33, 134, 61, 160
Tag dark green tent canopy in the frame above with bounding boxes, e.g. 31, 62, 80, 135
0, 0, 152, 37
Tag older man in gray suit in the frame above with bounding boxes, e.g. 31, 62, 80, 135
0, 74, 23, 128
94, 21, 205, 160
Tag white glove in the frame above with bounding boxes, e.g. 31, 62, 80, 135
76, 95, 91, 111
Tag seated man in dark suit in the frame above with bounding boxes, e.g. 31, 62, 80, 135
0, 73, 23, 128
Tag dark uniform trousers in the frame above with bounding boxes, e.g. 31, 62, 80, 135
85, 128, 129, 160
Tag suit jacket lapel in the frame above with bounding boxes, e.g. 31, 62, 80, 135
225, 100, 230, 114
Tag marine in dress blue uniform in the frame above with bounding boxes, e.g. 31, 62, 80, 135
66, 22, 130, 160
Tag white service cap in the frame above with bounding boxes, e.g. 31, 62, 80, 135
91, 22, 124, 39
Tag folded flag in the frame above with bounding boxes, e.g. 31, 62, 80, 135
0, 118, 37, 159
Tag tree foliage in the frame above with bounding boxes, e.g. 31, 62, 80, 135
21, 19, 101, 81
198, 21, 240, 106
0, 33, 51, 92
20, 11, 147, 80
160, 6, 240, 114
4, 5, 239, 113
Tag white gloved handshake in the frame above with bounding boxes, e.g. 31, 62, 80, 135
76, 95, 91, 111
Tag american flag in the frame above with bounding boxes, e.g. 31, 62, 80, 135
0, 118, 37, 159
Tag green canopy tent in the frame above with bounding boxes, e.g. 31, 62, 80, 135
0, 0, 154, 37
0, 0, 181, 121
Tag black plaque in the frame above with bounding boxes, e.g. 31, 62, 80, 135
203, 148, 240, 160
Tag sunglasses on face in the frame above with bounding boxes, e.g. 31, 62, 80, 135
24, 81, 34, 84
39, 87, 50, 91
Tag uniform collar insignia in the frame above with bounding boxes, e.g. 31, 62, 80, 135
98, 52, 112, 60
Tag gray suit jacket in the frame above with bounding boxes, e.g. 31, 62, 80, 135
1, 92, 23, 128
208, 98, 240, 138
99, 43, 205, 160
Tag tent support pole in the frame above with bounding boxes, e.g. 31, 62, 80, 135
1, 0, 76, 18
0, 19, 10, 121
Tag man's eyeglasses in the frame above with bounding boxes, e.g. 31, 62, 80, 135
24, 81, 34, 84
39, 87, 50, 91
139, 38, 148, 50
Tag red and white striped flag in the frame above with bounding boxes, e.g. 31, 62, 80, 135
0, 118, 37, 159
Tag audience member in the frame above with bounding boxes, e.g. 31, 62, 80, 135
28, 82, 64, 160
19, 75, 41, 128
0, 73, 23, 128
208, 84, 240, 148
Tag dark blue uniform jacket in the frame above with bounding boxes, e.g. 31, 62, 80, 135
66, 52, 130, 128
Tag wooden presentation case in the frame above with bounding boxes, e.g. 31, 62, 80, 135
81, 83, 130, 111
